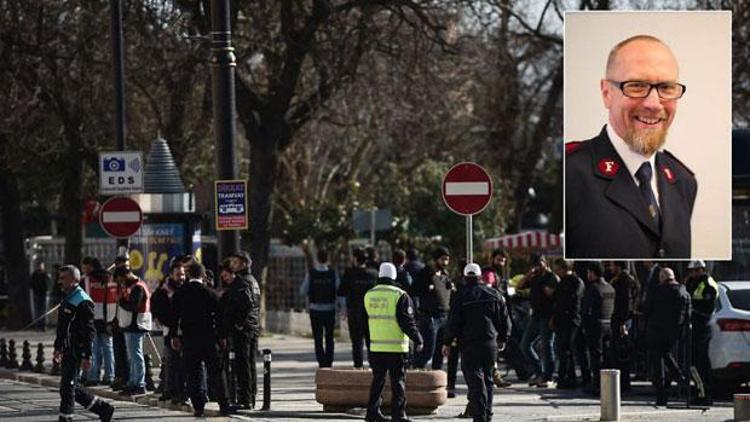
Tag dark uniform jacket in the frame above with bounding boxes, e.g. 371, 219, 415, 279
611, 270, 640, 329
227, 270, 261, 338
338, 266, 378, 313
566, 127, 697, 258
643, 282, 690, 344
528, 270, 558, 319
31, 270, 50, 298
170, 279, 224, 345
412, 266, 452, 316
444, 280, 511, 353
582, 278, 616, 329
55, 286, 96, 359
552, 273, 585, 327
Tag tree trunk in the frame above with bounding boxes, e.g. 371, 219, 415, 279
62, 150, 84, 269
248, 136, 280, 331
0, 161, 31, 329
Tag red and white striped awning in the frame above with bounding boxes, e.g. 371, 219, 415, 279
483, 231, 562, 251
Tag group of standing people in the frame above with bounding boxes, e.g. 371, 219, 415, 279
49, 250, 261, 421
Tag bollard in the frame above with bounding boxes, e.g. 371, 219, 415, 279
261, 349, 272, 411
600, 369, 620, 421
144, 354, 155, 391
736, 394, 750, 421
34, 343, 46, 373
20, 341, 33, 371
7, 340, 19, 369
0, 338, 8, 367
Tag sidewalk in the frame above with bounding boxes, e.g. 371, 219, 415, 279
0, 330, 737, 421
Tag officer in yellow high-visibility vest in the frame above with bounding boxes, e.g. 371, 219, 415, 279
686, 260, 719, 405
364, 263, 424, 422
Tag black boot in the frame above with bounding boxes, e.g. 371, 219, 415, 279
91, 399, 115, 422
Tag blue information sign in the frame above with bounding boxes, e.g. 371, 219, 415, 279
215, 179, 248, 230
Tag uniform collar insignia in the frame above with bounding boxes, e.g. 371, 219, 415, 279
661, 166, 677, 184
596, 158, 620, 178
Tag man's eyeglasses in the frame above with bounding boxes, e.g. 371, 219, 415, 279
608, 80, 686, 100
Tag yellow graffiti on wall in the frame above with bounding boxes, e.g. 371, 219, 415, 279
145, 251, 169, 284
129, 250, 144, 271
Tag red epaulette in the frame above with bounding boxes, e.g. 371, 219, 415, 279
662, 150, 695, 176
565, 141, 585, 155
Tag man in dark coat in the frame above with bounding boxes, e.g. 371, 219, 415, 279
565, 35, 697, 259
338, 248, 378, 368
30, 261, 50, 331
551, 259, 585, 389
581, 261, 616, 395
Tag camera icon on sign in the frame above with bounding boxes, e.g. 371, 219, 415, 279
104, 158, 126, 172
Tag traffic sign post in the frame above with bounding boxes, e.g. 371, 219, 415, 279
99, 196, 143, 238
441, 162, 493, 264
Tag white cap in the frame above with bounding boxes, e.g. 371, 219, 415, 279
463, 263, 482, 277
379, 263, 397, 280
687, 260, 706, 269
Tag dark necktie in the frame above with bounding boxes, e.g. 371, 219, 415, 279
635, 162, 661, 229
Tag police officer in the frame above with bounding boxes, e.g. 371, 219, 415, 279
170, 262, 235, 417
227, 251, 261, 408
338, 248, 378, 368
686, 260, 718, 405
364, 263, 423, 422
54, 265, 115, 422
581, 261, 616, 396
551, 259, 585, 389
610, 261, 639, 392
300, 249, 339, 368
643, 267, 690, 406
443, 263, 510, 422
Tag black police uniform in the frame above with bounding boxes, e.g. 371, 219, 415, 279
643, 281, 690, 405
55, 285, 114, 422
551, 271, 585, 388
581, 276, 616, 394
445, 278, 511, 422
307, 267, 337, 367
610, 270, 639, 391
224, 268, 261, 408
365, 278, 423, 422
688, 274, 718, 402
338, 264, 378, 368
170, 278, 232, 415
412, 266, 452, 369
565, 126, 697, 258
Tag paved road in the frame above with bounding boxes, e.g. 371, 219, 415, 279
0, 330, 737, 421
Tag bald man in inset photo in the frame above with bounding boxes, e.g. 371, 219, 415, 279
565, 35, 697, 259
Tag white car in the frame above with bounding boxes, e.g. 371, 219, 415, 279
708, 281, 750, 393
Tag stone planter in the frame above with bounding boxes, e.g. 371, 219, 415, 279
315, 367, 447, 415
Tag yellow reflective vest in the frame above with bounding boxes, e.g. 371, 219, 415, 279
364, 284, 409, 353
692, 276, 719, 300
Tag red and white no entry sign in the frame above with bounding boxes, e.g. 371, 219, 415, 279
441, 162, 493, 216
99, 196, 143, 238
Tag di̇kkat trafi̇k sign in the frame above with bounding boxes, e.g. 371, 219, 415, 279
215, 180, 248, 231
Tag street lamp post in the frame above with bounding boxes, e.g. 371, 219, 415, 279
210, 0, 241, 258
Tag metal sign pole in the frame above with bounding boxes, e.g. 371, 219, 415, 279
467, 214, 473, 264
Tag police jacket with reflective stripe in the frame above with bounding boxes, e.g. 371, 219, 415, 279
444, 280, 511, 347
688, 275, 718, 325
55, 286, 95, 359
364, 280, 422, 353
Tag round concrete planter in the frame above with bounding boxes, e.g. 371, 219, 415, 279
315, 367, 447, 414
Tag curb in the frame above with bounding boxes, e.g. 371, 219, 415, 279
0, 368, 224, 417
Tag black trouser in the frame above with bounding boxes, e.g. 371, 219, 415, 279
310, 309, 335, 367
461, 345, 496, 422
112, 326, 129, 381
447, 342, 460, 390
183, 342, 229, 412
367, 352, 407, 420
647, 333, 682, 403
59, 352, 110, 420
555, 322, 579, 386
348, 308, 369, 368
611, 329, 632, 391
231, 332, 258, 406
585, 322, 612, 392
692, 323, 713, 398
576, 327, 591, 385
